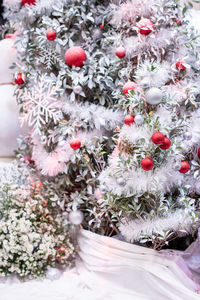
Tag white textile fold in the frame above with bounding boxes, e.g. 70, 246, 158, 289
0, 229, 200, 300
76, 230, 200, 300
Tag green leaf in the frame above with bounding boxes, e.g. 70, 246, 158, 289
182, 6, 187, 16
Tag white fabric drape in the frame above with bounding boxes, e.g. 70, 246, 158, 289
76, 229, 200, 300
0, 229, 199, 300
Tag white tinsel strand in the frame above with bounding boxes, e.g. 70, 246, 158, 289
32, 143, 69, 177
99, 156, 183, 196
136, 60, 172, 88
119, 110, 173, 146
62, 99, 123, 131
164, 80, 200, 104
119, 123, 154, 146
123, 28, 175, 60
110, 0, 162, 27
119, 209, 195, 243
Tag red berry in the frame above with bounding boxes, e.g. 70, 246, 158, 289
21, 0, 36, 6
100, 24, 104, 29
176, 61, 186, 71
179, 161, 190, 174
24, 154, 34, 164
64, 47, 87, 67
198, 147, 200, 159
175, 18, 182, 26
123, 82, 137, 95
137, 18, 153, 35
70, 139, 81, 150
124, 114, 134, 126
15, 73, 25, 85
141, 157, 154, 171
151, 132, 165, 145
132, 56, 138, 63
46, 30, 57, 41
159, 137, 171, 150
115, 47, 126, 59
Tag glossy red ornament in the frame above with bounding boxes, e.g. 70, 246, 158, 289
198, 147, 200, 159
46, 30, 57, 41
21, 0, 36, 6
100, 24, 104, 29
151, 132, 165, 145
176, 61, 186, 71
15, 73, 25, 85
179, 161, 190, 174
141, 158, 154, 171
159, 137, 171, 150
137, 18, 153, 35
124, 114, 134, 126
70, 139, 81, 150
123, 81, 137, 95
115, 47, 126, 58
65, 47, 87, 67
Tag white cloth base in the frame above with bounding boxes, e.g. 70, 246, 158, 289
76, 230, 200, 300
0, 229, 200, 300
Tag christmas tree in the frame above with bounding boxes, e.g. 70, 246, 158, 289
3, 0, 125, 236
4, 0, 200, 251
97, 0, 200, 249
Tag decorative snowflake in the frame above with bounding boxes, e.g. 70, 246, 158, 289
20, 75, 63, 136
38, 47, 62, 70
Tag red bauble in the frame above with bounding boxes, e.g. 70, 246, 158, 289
151, 132, 165, 145
100, 24, 104, 29
198, 147, 200, 159
141, 157, 154, 171
15, 73, 25, 85
23, 154, 34, 164
159, 137, 171, 150
115, 47, 126, 59
123, 81, 137, 95
176, 61, 186, 71
64, 47, 87, 67
70, 139, 81, 150
179, 161, 190, 174
137, 18, 153, 35
124, 114, 134, 126
21, 0, 36, 6
46, 30, 57, 41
